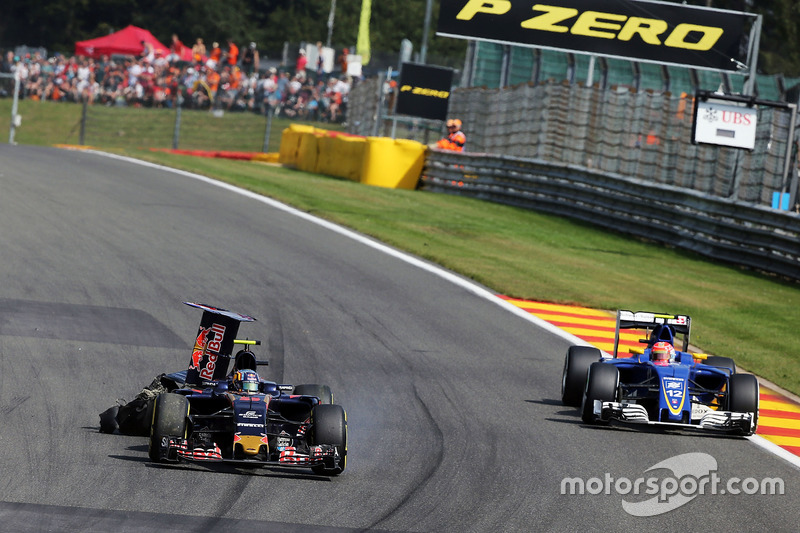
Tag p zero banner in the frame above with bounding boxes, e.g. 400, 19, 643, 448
395, 62, 454, 121
437, 0, 756, 73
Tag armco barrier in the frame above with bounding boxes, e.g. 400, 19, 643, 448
420, 150, 800, 281
279, 125, 426, 190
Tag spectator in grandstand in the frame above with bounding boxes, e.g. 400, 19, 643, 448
241, 42, 259, 76
192, 38, 207, 65
315, 41, 324, 78
225, 39, 239, 67
296, 49, 307, 77
169, 34, 187, 63
141, 41, 155, 64
337, 48, 349, 76
208, 42, 222, 70
323, 77, 346, 122
282, 78, 303, 118
1, 51, 14, 73
435, 119, 466, 151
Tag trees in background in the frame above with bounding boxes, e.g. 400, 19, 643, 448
1, 0, 799, 76
0, 0, 465, 65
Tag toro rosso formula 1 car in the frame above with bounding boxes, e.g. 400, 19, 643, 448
100, 302, 347, 475
561, 310, 758, 436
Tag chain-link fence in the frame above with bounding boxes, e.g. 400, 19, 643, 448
75, 100, 280, 152
347, 78, 799, 208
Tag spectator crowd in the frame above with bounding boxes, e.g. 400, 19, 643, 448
0, 36, 354, 123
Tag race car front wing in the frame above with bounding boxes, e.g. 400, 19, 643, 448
154, 437, 341, 468
593, 400, 755, 434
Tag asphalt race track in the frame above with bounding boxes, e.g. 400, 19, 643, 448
0, 144, 797, 532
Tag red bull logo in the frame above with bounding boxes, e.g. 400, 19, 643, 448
190, 327, 211, 370
190, 323, 226, 379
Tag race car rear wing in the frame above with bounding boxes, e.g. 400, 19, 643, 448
183, 302, 256, 385
613, 310, 691, 357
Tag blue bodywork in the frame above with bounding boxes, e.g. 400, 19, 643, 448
605, 345, 731, 424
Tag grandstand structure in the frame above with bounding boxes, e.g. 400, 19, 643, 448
462, 42, 800, 103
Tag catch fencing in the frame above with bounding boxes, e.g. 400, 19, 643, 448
349, 78, 799, 208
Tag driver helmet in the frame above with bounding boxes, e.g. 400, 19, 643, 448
232, 369, 260, 394
651, 341, 674, 364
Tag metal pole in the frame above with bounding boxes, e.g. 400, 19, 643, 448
327, 0, 337, 48
262, 106, 274, 152
420, 0, 433, 64
372, 72, 385, 137
9, 73, 20, 144
499, 45, 510, 88
780, 104, 797, 207
789, 151, 800, 211
79, 98, 88, 146
743, 15, 762, 96
172, 96, 182, 150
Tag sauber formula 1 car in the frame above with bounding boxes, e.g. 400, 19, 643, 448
100, 302, 347, 475
560, 310, 758, 436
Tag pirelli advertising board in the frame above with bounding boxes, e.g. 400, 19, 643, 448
395, 62, 454, 121
437, 0, 757, 73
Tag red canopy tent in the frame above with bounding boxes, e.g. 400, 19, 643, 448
75, 25, 170, 59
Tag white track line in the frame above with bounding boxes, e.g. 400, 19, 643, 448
84, 149, 800, 471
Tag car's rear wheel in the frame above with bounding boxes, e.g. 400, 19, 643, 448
581, 363, 619, 424
728, 373, 759, 435
562, 346, 601, 406
705, 356, 737, 375
294, 384, 333, 404
311, 404, 347, 475
148, 393, 189, 462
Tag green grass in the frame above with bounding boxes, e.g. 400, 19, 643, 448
1, 100, 343, 152
4, 99, 800, 395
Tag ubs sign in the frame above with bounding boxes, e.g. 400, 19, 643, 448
437, 0, 756, 73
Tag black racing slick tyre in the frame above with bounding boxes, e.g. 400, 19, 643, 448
562, 346, 602, 406
311, 404, 347, 475
728, 373, 759, 436
294, 384, 334, 404
705, 356, 737, 375
148, 393, 189, 462
581, 363, 619, 425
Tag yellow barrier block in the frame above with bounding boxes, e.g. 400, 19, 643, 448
252, 152, 280, 163
360, 137, 427, 190
278, 124, 317, 167
316, 135, 367, 181
296, 131, 323, 173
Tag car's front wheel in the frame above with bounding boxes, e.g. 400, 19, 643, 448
562, 346, 601, 406
311, 404, 347, 475
148, 393, 189, 462
728, 373, 759, 435
581, 363, 619, 425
